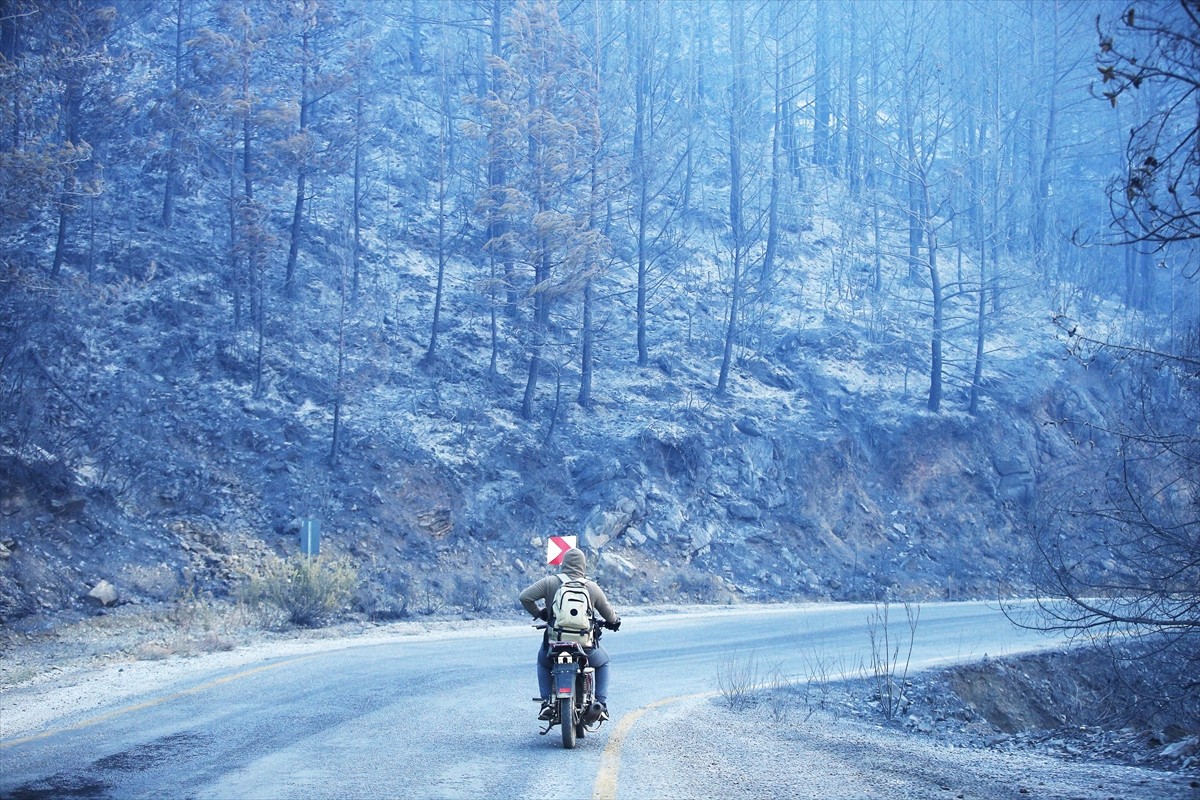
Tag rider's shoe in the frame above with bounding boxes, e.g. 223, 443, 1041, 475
597, 702, 609, 721
538, 699, 555, 721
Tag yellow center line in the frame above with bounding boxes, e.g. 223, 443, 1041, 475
592, 690, 712, 800
1, 654, 318, 749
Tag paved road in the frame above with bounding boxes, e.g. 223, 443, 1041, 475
0, 602, 1064, 799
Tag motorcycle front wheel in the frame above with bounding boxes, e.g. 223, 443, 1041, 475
560, 699, 576, 749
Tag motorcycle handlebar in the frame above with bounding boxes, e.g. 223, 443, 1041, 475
531, 617, 621, 632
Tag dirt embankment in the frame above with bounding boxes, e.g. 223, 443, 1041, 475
832, 647, 1200, 777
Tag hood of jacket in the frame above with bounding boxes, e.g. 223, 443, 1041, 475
561, 548, 586, 579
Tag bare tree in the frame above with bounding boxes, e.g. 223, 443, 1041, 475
425, 13, 453, 362
1031, 331, 1199, 622
627, 0, 687, 368
866, 600, 920, 721
1024, 325, 1199, 712
715, 0, 749, 399
877, 1, 957, 411
575, 0, 611, 411
155, 0, 196, 229
1096, 1, 1200, 248
282, 0, 318, 299
330, 241, 349, 464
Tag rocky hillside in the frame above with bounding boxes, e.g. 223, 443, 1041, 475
0, 171, 1135, 625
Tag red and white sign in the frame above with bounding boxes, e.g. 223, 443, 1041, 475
546, 535, 577, 565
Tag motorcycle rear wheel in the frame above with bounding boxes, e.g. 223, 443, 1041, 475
560, 699, 576, 749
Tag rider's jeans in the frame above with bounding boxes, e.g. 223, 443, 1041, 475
538, 643, 609, 704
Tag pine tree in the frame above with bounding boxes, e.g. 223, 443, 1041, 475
478, 0, 606, 422
192, 0, 287, 394
25, 0, 119, 279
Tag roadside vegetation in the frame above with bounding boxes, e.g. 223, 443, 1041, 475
716, 599, 918, 723
714, 601, 1198, 774
241, 555, 359, 628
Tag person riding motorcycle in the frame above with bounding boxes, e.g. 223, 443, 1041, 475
518, 547, 620, 721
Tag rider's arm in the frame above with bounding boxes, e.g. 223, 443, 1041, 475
518, 576, 555, 618
588, 582, 619, 627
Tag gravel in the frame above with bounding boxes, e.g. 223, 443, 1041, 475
617, 693, 1199, 800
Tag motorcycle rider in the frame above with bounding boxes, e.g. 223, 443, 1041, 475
519, 547, 620, 721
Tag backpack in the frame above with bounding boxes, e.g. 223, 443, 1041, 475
550, 574, 594, 647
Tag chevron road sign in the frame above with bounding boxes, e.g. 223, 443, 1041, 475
546, 535, 577, 565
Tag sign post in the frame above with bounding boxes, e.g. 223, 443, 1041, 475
300, 518, 321, 556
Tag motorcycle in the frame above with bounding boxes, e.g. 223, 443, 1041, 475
535, 617, 616, 749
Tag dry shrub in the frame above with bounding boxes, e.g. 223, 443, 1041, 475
242, 554, 358, 628
353, 562, 410, 621
716, 650, 760, 711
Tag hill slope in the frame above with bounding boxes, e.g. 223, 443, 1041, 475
0, 169, 1130, 623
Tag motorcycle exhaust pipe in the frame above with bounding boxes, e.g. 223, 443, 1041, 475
583, 702, 604, 723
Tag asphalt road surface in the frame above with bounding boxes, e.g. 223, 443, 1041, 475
0, 602, 1076, 799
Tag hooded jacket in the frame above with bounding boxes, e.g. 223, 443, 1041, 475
518, 548, 618, 628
